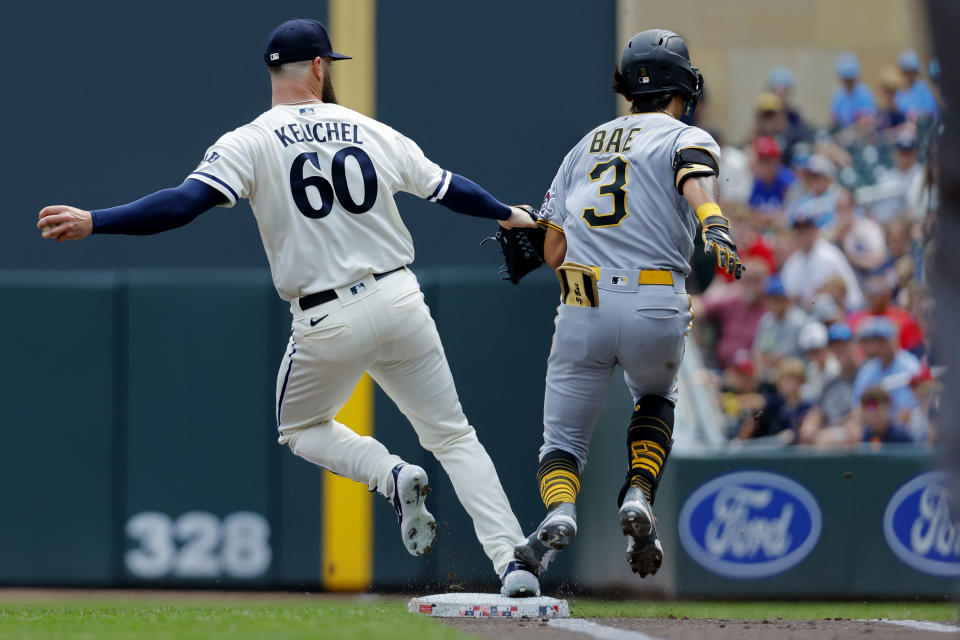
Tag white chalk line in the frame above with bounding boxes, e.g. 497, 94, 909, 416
547, 618, 664, 640
549, 617, 959, 638
864, 618, 960, 633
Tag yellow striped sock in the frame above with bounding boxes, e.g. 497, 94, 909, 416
537, 458, 580, 511
629, 440, 666, 502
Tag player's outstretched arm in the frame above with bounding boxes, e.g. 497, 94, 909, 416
430, 172, 536, 228
37, 180, 226, 243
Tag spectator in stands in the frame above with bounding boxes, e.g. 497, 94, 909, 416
831, 53, 877, 129
786, 154, 841, 229
871, 131, 923, 224
848, 275, 926, 357
819, 275, 849, 319
860, 386, 914, 445
798, 321, 840, 403
831, 188, 889, 278
753, 274, 807, 378
698, 258, 770, 369
798, 323, 861, 444
851, 316, 921, 424
736, 357, 810, 443
768, 66, 807, 136
754, 92, 787, 141
749, 136, 794, 216
906, 366, 939, 444
876, 65, 908, 134
884, 217, 913, 264
719, 349, 762, 438
894, 49, 939, 121
883, 218, 921, 308
780, 210, 864, 310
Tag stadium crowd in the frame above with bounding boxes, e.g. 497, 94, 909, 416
690, 48, 942, 449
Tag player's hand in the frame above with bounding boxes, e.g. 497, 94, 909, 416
37, 205, 93, 243
499, 205, 539, 229
702, 225, 744, 279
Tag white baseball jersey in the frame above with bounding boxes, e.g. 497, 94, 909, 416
538, 112, 720, 275
188, 102, 451, 300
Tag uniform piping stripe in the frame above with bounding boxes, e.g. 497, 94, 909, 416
537, 219, 564, 233
427, 170, 449, 202
276, 337, 297, 426
190, 171, 239, 202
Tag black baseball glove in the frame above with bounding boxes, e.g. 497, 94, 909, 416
483, 205, 546, 284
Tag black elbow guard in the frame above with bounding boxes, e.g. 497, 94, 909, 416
673, 147, 719, 194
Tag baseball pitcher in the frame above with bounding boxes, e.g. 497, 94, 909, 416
37, 19, 540, 596
513, 30, 743, 579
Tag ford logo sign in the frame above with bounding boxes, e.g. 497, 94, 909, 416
883, 470, 960, 577
678, 470, 822, 578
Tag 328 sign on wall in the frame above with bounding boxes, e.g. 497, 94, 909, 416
125, 511, 272, 580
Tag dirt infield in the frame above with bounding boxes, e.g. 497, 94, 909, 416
443, 617, 960, 639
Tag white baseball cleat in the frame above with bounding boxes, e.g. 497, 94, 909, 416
391, 464, 437, 556
500, 560, 541, 597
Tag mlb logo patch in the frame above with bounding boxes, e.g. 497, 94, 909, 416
611, 275, 628, 286
349, 282, 367, 295
299, 107, 315, 115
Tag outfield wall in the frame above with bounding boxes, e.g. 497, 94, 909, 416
0, 270, 953, 597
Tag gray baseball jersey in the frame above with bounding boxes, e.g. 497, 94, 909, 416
536, 111, 717, 468
537, 112, 720, 275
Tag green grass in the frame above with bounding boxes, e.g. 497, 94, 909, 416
0, 595, 956, 639
0, 600, 471, 640
570, 599, 959, 621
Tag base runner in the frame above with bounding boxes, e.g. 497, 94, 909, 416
513, 29, 743, 579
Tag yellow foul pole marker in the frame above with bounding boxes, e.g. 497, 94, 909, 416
322, 0, 377, 592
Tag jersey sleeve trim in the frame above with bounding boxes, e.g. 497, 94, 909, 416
537, 218, 564, 233
189, 171, 239, 206
680, 145, 719, 168
426, 170, 451, 202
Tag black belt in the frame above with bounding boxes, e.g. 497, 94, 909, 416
298, 267, 406, 312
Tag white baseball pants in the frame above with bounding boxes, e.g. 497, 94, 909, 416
275, 267, 522, 574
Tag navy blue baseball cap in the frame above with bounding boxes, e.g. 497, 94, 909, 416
264, 19, 351, 66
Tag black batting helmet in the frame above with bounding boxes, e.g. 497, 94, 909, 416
618, 29, 703, 114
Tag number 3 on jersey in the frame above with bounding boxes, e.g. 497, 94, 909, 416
582, 155, 630, 228
290, 146, 378, 219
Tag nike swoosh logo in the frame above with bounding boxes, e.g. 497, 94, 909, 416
309, 315, 328, 327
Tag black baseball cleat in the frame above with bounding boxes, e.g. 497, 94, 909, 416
513, 502, 577, 574
390, 464, 437, 556
619, 486, 663, 577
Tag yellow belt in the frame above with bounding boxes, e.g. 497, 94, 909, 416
638, 270, 674, 286
557, 263, 674, 308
